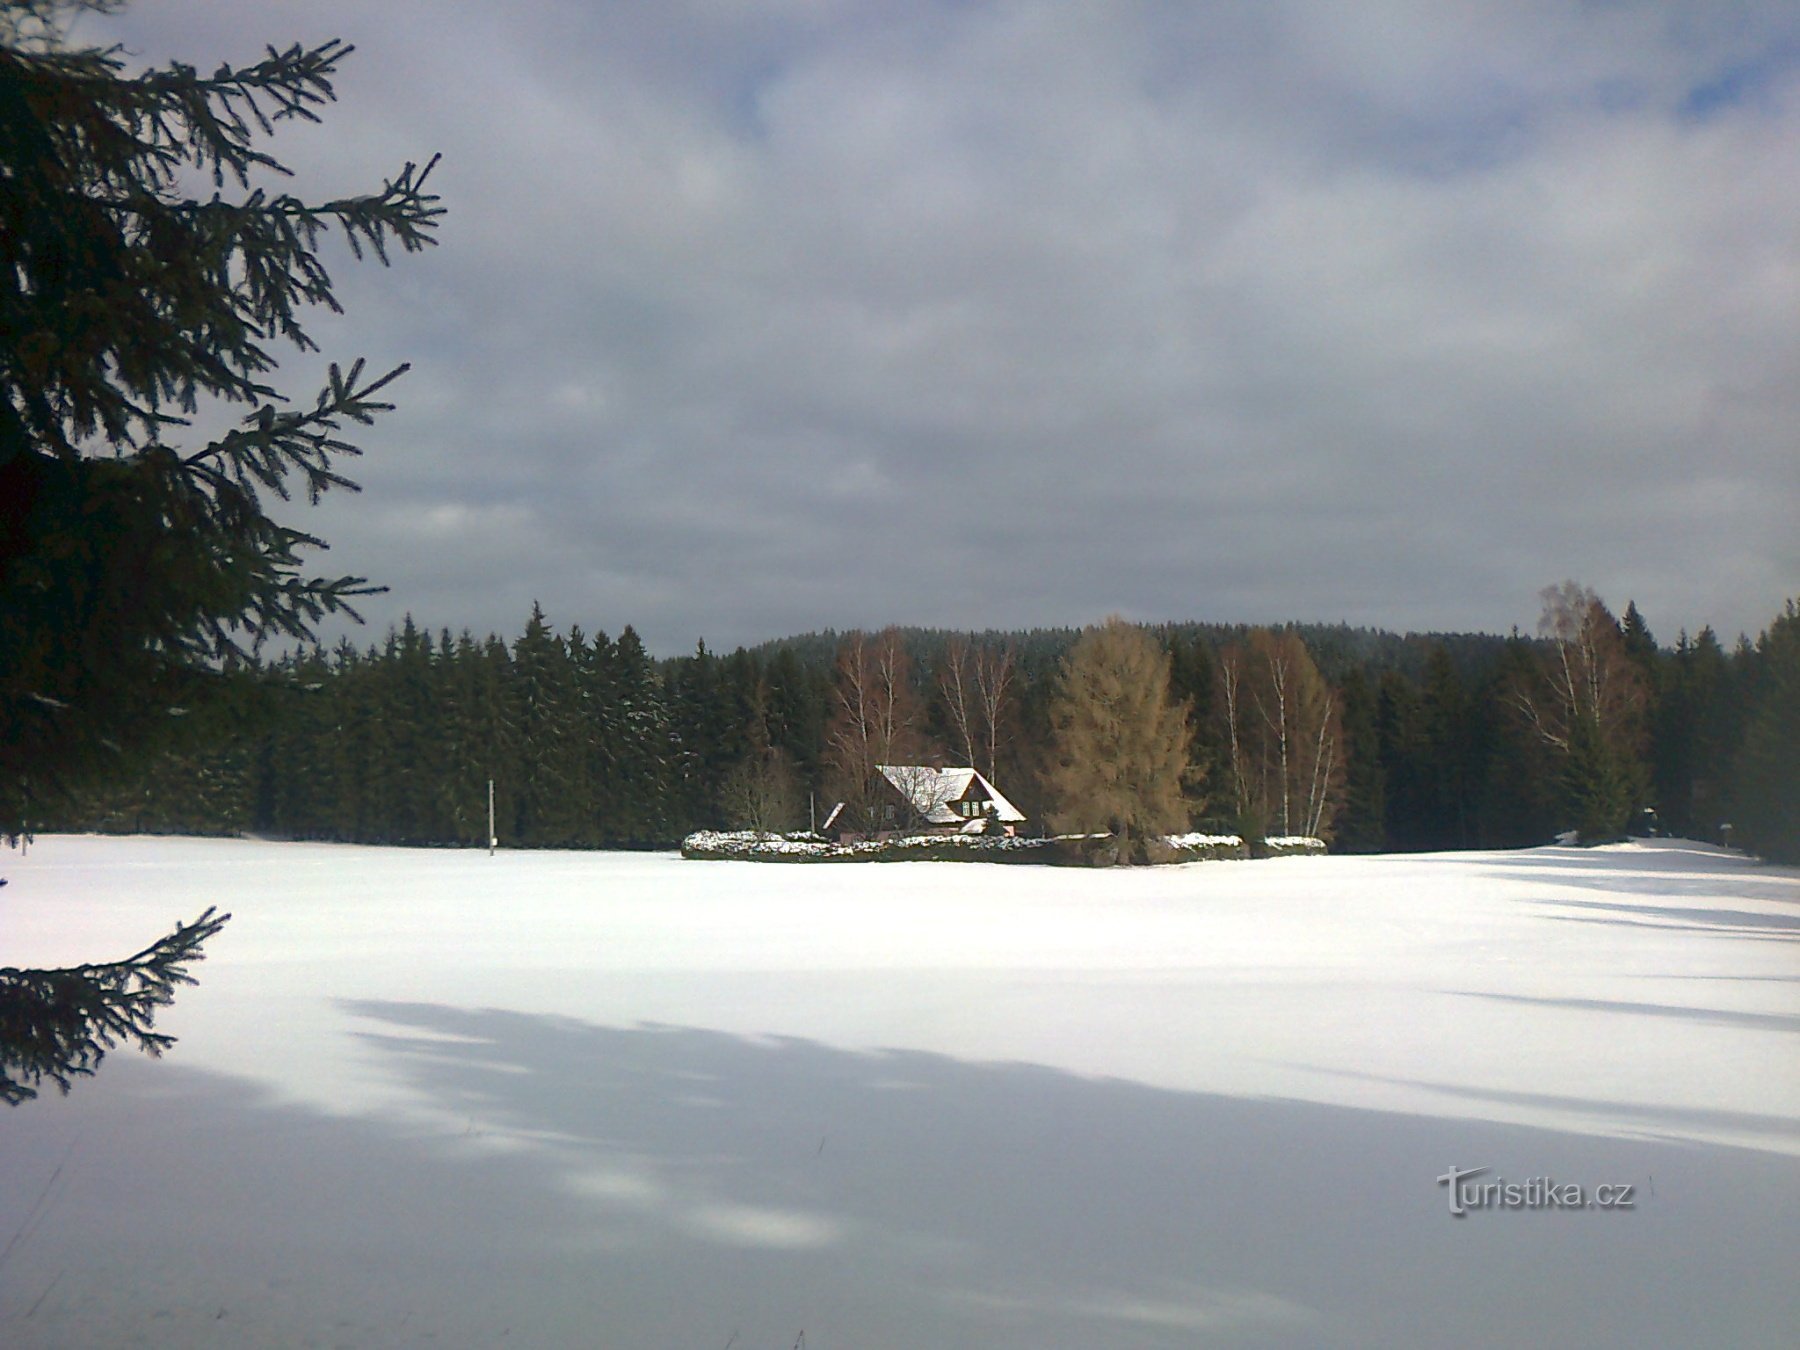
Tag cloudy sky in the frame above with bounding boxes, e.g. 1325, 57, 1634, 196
91, 1, 1799, 653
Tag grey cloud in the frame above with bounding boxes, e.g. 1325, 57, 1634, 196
92, 0, 1800, 652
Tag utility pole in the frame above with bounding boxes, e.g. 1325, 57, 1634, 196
488, 778, 496, 856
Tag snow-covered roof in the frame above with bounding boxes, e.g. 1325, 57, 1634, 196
876, 765, 1026, 824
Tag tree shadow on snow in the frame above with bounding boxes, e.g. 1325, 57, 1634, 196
343, 1000, 1797, 1348
1449, 990, 1800, 1035
1382, 842, 1800, 909
1522, 896, 1800, 942
2, 1006, 1796, 1349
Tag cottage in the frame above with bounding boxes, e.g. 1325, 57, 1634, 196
823, 765, 1027, 841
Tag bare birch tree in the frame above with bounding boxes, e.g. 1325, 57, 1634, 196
1512, 582, 1647, 753
938, 636, 1016, 781
824, 628, 927, 832
1509, 582, 1648, 839
1218, 629, 1344, 841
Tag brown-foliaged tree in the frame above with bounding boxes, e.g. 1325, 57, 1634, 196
1217, 628, 1344, 841
1044, 618, 1193, 848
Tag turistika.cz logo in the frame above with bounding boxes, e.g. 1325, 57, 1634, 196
1437, 1166, 1638, 1217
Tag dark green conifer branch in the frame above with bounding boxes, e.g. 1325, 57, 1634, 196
0, 905, 230, 1105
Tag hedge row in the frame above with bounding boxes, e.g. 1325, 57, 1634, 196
680, 830, 1325, 865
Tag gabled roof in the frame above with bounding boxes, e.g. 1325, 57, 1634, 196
876, 765, 1027, 824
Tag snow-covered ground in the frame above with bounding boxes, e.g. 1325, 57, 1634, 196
2, 835, 1795, 1348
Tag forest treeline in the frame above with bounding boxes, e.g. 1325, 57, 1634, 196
37, 588, 1799, 863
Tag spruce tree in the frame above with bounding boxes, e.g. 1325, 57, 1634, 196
513, 603, 578, 845
3, 2, 441, 1101
1731, 600, 1800, 862
1335, 668, 1387, 852
1420, 645, 1474, 848
1377, 671, 1428, 849
1, 11, 441, 831
1479, 636, 1562, 847
610, 626, 675, 845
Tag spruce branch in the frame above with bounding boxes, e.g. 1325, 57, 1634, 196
0, 906, 231, 1105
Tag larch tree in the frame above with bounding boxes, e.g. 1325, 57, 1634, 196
1043, 617, 1193, 851
1163, 631, 1220, 827
1, 1, 439, 1101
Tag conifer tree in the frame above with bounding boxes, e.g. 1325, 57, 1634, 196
3, 2, 445, 1103
763, 646, 826, 798
1420, 645, 1474, 848
1478, 635, 1562, 847
1335, 668, 1387, 852
574, 628, 621, 842
1, 9, 441, 831
1731, 600, 1800, 862
432, 630, 487, 843
513, 603, 580, 845
1044, 617, 1193, 853
1377, 670, 1429, 849
609, 626, 674, 844
1653, 627, 1735, 840
477, 634, 521, 844
1620, 601, 1661, 685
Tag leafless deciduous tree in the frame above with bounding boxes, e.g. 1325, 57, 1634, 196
824, 628, 928, 833
1512, 581, 1647, 755
1218, 629, 1344, 840
1508, 582, 1649, 839
937, 636, 1016, 781
719, 748, 803, 836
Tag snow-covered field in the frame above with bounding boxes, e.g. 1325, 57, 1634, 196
2, 835, 1795, 1348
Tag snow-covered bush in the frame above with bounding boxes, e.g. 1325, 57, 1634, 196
679, 830, 1301, 865
1258, 836, 1328, 857
679, 830, 1056, 864
1147, 833, 1252, 864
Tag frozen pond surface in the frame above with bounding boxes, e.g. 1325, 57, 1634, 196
2, 835, 1796, 1347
